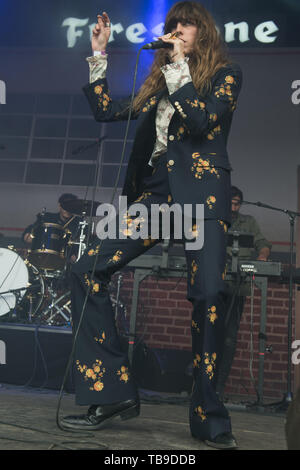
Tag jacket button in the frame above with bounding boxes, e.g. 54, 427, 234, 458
169, 135, 175, 141
174, 101, 179, 106
168, 160, 174, 166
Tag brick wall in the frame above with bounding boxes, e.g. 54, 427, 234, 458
115, 270, 296, 401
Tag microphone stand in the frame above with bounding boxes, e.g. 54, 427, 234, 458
243, 199, 300, 410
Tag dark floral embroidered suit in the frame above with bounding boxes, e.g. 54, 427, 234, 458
83, 63, 242, 224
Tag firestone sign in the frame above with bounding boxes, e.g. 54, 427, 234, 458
61, 17, 279, 48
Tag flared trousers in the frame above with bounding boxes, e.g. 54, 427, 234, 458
70, 155, 232, 440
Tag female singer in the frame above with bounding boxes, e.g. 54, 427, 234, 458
61, 1, 242, 449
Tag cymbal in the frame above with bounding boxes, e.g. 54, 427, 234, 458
61, 199, 101, 216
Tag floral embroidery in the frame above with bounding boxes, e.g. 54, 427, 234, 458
191, 153, 220, 180
190, 260, 198, 286
117, 365, 130, 383
207, 305, 218, 324
186, 98, 206, 109
88, 245, 100, 256
218, 220, 228, 232
194, 405, 207, 422
206, 195, 216, 210
76, 359, 106, 392
176, 125, 188, 141
209, 113, 218, 123
142, 96, 157, 112
192, 320, 201, 334
94, 85, 111, 112
108, 250, 123, 264
94, 85, 103, 94
84, 274, 101, 294
204, 352, 217, 380
207, 124, 221, 141
121, 212, 146, 237
94, 331, 106, 344
187, 223, 200, 241
193, 353, 201, 368
214, 76, 237, 112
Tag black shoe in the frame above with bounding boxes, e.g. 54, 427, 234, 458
60, 399, 140, 431
204, 432, 238, 450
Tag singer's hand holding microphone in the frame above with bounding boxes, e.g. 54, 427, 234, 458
143, 32, 186, 62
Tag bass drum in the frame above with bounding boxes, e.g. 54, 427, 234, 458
0, 247, 44, 321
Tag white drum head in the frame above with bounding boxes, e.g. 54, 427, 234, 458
0, 248, 29, 317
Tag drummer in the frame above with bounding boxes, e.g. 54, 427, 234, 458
22, 193, 81, 261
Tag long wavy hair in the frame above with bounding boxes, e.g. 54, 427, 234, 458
133, 1, 230, 112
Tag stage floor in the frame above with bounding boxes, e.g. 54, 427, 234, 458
0, 384, 287, 451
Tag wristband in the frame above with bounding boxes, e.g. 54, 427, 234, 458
93, 50, 107, 56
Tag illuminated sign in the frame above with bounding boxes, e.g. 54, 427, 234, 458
61, 17, 279, 48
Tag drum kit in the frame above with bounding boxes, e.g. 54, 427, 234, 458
0, 198, 128, 329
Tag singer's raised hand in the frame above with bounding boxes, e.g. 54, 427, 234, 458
91, 12, 111, 52
158, 32, 185, 62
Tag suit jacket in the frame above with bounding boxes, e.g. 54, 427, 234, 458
83, 62, 242, 224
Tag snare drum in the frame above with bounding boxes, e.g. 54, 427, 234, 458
0, 247, 44, 319
28, 223, 70, 270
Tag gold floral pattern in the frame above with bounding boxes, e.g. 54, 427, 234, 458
204, 352, 217, 380
191, 153, 220, 180
206, 195, 216, 210
207, 305, 218, 324
121, 211, 146, 237
142, 96, 157, 112
117, 365, 130, 383
94, 331, 106, 344
192, 319, 201, 334
76, 358, 106, 392
84, 274, 101, 294
88, 245, 100, 256
94, 85, 111, 112
218, 220, 228, 232
207, 124, 221, 141
176, 125, 189, 141
193, 353, 201, 368
194, 405, 207, 422
190, 260, 198, 286
214, 75, 237, 111
108, 250, 123, 264
186, 98, 206, 109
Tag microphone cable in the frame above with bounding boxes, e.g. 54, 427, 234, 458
55, 45, 144, 432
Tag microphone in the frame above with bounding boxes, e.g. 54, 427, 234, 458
142, 40, 173, 50
142, 32, 181, 50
